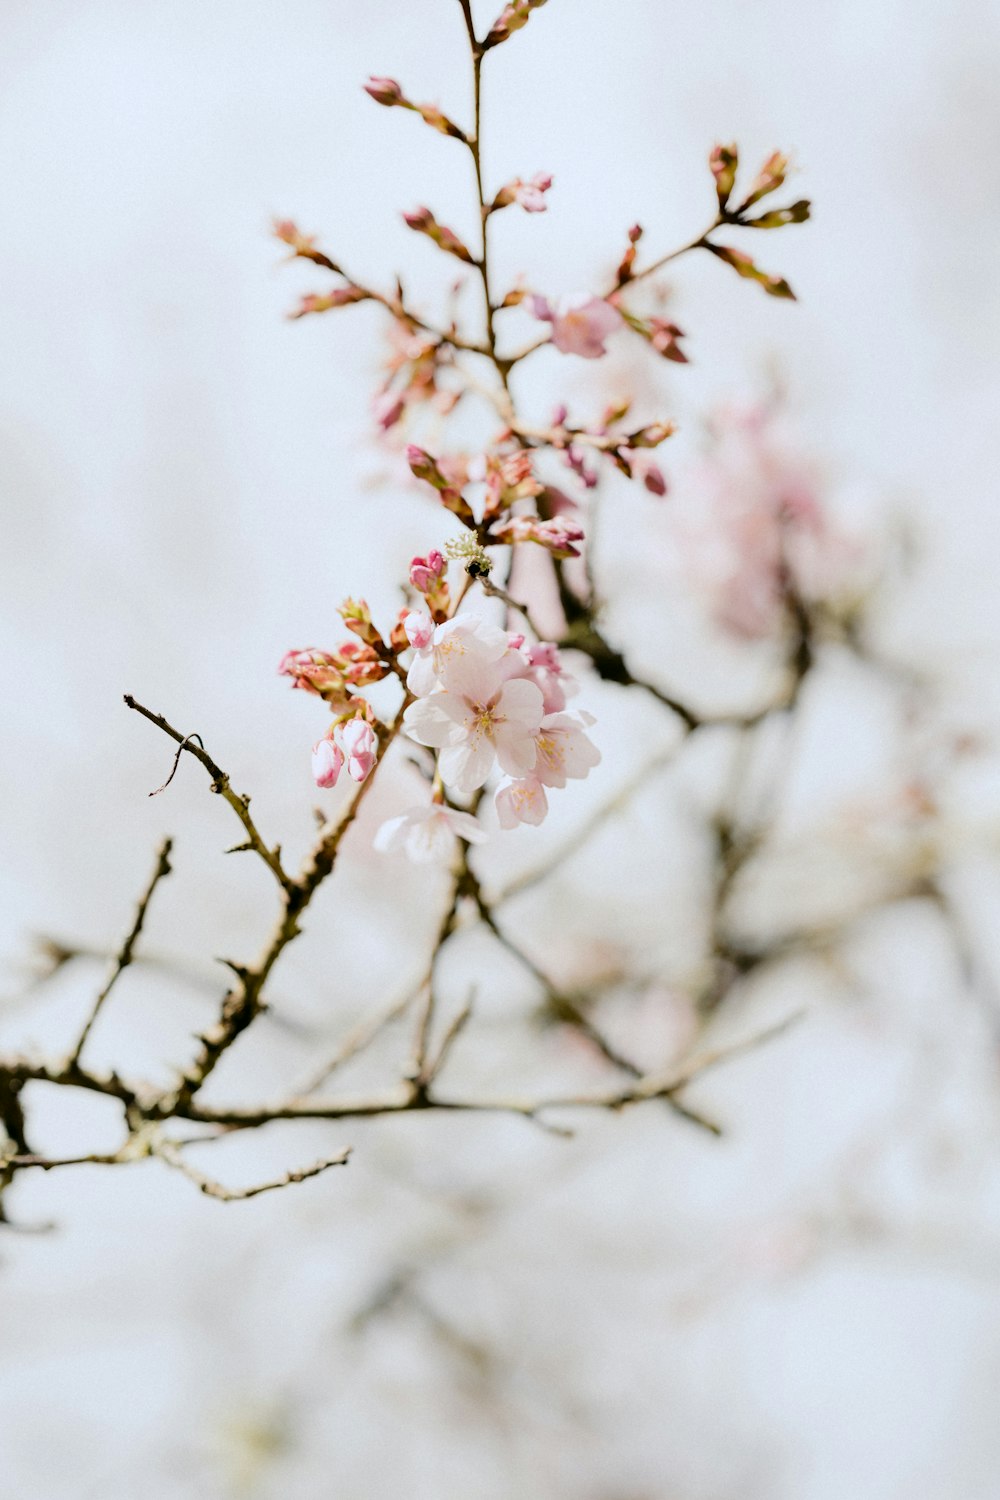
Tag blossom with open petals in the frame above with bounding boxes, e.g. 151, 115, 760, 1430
404, 674, 544, 795
532, 711, 601, 788
521, 642, 578, 715
531, 293, 622, 359
495, 777, 549, 829
406, 613, 508, 697
374, 803, 488, 863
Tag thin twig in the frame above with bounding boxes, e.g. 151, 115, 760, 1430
68, 838, 174, 1066
124, 696, 290, 891
154, 1138, 351, 1201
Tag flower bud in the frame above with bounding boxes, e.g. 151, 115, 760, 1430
364, 76, 405, 106
409, 550, 446, 592
709, 143, 739, 210
403, 610, 435, 651
337, 719, 379, 783
312, 737, 344, 789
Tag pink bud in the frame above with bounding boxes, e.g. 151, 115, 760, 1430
312, 737, 344, 789
372, 391, 405, 431
409, 550, 446, 592
643, 464, 668, 496
337, 719, 379, 783
404, 610, 435, 650
364, 76, 405, 106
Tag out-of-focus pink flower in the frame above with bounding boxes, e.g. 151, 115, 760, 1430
533, 711, 601, 788
531, 293, 622, 359
522, 641, 578, 715
409, 550, 446, 592
374, 802, 488, 863
273, 219, 316, 256
403, 610, 435, 651
666, 402, 863, 640
493, 173, 553, 213
404, 674, 544, 795
312, 737, 344, 789
337, 719, 379, 783
495, 777, 549, 829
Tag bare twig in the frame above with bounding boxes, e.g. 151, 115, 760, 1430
69, 838, 174, 1066
124, 696, 290, 891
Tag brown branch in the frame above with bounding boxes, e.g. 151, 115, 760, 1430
69, 837, 174, 1066
124, 695, 290, 891
153, 1138, 351, 1201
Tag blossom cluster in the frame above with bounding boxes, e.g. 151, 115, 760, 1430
272, 7, 824, 867
402, 611, 599, 814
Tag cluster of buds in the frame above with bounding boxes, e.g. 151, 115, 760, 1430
408, 549, 451, 620
703, 144, 811, 300
311, 717, 380, 790
278, 643, 385, 710
489, 514, 585, 558
373, 321, 453, 433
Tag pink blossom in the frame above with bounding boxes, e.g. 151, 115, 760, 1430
514, 173, 553, 211
337, 719, 379, 783
374, 802, 488, 863
312, 737, 344, 789
494, 173, 553, 213
666, 402, 862, 640
404, 673, 545, 795
522, 641, 578, 715
409, 550, 446, 592
406, 613, 509, 697
531, 293, 622, 359
532, 711, 601, 789
495, 777, 549, 829
403, 610, 435, 651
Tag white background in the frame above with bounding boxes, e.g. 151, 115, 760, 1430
2, 1, 1000, 1495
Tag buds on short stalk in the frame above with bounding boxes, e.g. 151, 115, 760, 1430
403, 208, 476, 265
709, 143, 739, 210
489, 514, 586, 558
364, 77, 467, 140
406, 445, 475, 526
312, 736, 344, 789
484, 0, 549, 48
